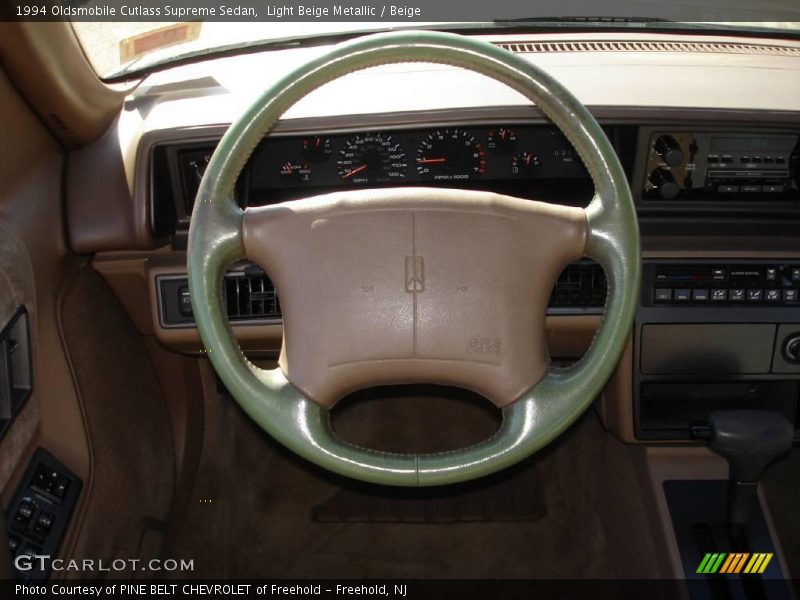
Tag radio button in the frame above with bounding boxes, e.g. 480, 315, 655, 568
721, 155, 734, 164
692, 289, 710, 301
751, 157, 763, 163
766, 289, 781, 302
674, 289, 691, 302
775, 156, 787, 164
763, 157, 774, 164
730, 289, 746, 302
654, 288, 673, 303
741, 185, 762, 193
718, 185, 739, 193
764, 185, 785, 193
711, 289, 728, 302
747, 289, 763, 302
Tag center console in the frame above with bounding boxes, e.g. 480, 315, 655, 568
634, 260, 800, 442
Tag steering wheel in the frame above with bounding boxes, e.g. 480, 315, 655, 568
187, 31, 640, 487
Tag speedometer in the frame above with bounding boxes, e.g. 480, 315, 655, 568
336, 133, 407, 184
416, 129, 486, 180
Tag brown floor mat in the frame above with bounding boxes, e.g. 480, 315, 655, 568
312, 461, 547, 523
165, 370, 665, 579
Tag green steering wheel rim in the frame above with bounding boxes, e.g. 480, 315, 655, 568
187, 31, 640, 487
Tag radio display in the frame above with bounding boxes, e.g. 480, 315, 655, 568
709, 137, 794, 153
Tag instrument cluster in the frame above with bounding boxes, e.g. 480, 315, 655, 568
244, 125, 590, 199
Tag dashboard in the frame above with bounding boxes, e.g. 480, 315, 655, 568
67, 30, 800, 444
151, 121, 800, 245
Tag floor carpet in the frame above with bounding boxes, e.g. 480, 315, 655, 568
165, 377, 663, 580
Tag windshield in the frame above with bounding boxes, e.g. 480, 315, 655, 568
72, 20, 800, 81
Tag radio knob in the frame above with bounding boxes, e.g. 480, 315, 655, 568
649, 168, 680, 199
654, 135, 684, 167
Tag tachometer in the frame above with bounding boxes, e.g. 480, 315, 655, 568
336, 133, 407, 184
416, 129, 486, 180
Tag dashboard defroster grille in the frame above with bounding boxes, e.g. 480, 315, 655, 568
495, 40, 800, 57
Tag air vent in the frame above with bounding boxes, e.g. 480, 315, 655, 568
549, 262, 606, 310
158, 273, 281, 327
224, 273, 281, 321
495, 40, 800, 58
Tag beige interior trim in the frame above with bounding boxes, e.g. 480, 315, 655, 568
0, 21, 126, 148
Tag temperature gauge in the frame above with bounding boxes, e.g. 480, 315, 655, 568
302, 136, 333, 162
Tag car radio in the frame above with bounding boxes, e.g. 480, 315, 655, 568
642, 131, 799, 200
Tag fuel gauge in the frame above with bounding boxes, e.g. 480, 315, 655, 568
511, 152, 541, 176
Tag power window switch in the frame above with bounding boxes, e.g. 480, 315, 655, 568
15, 500, 36, 524
34, 512, 55, 534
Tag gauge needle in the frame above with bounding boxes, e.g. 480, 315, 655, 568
342, 164, 367, 179
417, 157, 446, 164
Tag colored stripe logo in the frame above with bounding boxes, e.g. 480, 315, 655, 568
696, 553, 773, 574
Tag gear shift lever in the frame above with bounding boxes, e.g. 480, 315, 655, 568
698, 410, 794, 530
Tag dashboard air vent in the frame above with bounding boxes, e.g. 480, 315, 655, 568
549, 262, 606, 309
494, 40, 800, 58
224, 273, 281, 321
